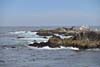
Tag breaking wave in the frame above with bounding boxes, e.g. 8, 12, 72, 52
27, 46, 79, 50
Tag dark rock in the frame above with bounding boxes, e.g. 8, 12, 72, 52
17, 37, 25, 38
29, 42, 40, 47
48, 36, 62, 45
28, 27, 100, 49
11, 46, 16, 48
37, 31, 53, 36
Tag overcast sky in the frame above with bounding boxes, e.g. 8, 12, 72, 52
0, 0, 100, 26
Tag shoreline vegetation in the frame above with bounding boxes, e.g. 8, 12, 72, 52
28, 25, 100, 50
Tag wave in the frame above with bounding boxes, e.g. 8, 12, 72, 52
27, 46, 79, 50
86, 48, 100, 51
9, 31, 51, 38
9, 31, 26, 34
1, 45, 100, 51
10, 30, 35, 34
19, 37, 49, 43
9, 31, 37, 36
27, 46, 100, 51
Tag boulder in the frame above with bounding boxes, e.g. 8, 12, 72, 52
48, 36, 63, 45
37, 31, 53, 36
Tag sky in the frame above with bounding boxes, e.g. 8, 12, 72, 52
0, 0, 100, 26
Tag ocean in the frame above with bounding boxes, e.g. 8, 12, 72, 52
0, 26, 100, 67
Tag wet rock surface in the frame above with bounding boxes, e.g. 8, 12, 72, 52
29, 27, 100, 49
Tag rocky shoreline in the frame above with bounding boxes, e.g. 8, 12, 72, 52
28, 26, 100, 50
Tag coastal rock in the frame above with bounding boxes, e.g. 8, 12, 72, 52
36, 31, 53, 36
28, 27, 100, 49
28, 36, 62, 48
48, 36, 63, 45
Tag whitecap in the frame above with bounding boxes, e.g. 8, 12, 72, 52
86, 48, 100, 51
27, 46, 79, 50
54, 34, 73, 39
17, 31, 38, 38
9, 31, 26, 34
19, 37, 49, 43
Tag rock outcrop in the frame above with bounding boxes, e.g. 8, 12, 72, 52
28, 26, 100, 49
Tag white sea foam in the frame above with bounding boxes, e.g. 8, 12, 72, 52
54, 34, 73, 39
19, 37, 49, 43
17, 31, 38, 38
9, 31, 26, 34
27, 46, 79, 50
9, 31, 37, 35
86, 48, 100, 51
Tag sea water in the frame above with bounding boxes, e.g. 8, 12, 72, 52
0, 26, 100, 67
